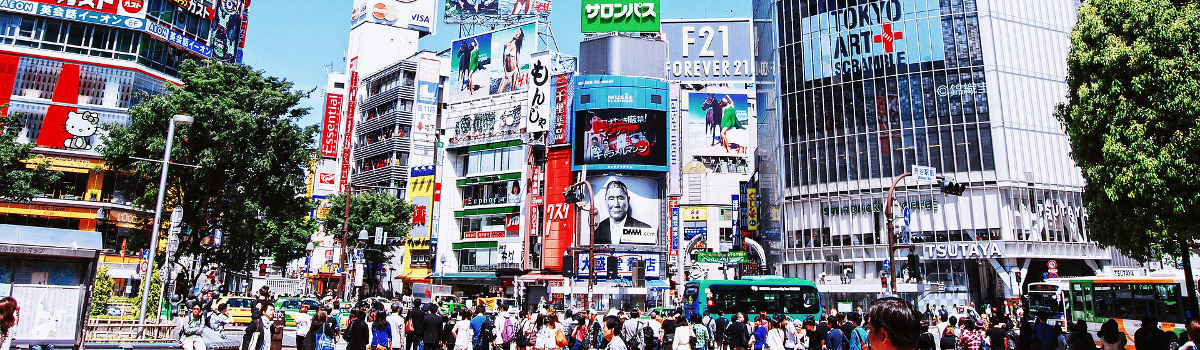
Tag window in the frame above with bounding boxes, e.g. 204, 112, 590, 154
457, 248, 498, 272
462, 146, 523, 176
460, 181, 520, 207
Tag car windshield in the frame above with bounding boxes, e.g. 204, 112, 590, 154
281, 300, 300, 309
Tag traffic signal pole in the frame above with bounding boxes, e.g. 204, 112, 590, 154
886, 173, 959, 293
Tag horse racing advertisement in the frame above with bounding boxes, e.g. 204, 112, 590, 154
685, 91, 755, 159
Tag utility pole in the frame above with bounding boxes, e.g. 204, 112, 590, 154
885, 171, 965, 293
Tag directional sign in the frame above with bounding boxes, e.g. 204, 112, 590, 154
902, 206, 911, 227
140, 250, 150, 261
912, 165, 937, 184
374, 227, 385, 245
882, 259, 891, 270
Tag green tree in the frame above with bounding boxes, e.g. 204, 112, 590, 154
100, 60, 318, 286
321, 191, 413, 295
91, 266, 115, 316
1056, 0, 1200, 316
0, 113, 60, 202
133, 263, 162, 320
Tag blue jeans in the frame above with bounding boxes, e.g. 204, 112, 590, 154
31, 345, 56, 350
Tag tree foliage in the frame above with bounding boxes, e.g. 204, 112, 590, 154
100, 60, 318, 277
134, 263, 161, 320
0, 113, 60, 202
1056, 0, 1200, 260
320, 191, 414, 266
91, 266, 115, 316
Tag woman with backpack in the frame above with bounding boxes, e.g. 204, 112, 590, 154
534, 314, 568, 350
572, 314, 592, 350
940, 326, 958, 350
303, 310, 339, 350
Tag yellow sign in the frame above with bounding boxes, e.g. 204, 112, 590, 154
682, 207, 707, 221
23, 154, 106, 173
747, 189, 759, 231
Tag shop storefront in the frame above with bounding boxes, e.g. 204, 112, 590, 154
0, 224, 102, 348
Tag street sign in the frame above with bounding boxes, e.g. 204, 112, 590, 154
140, 250, 150, 261
697, 251, 750, 264
374, 227, 385, 245
902, 206, 911, 227
912, 165, 936, 184
882, 259, 891, 270
137, 261, 149, 275
1047, 260, 1058, 269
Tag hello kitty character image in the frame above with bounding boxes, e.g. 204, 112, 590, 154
63, 110, 98, 150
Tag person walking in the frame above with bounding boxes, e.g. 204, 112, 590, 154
373, 310, 395, 350
343, 309, 372, 350
939, 327, 958, 350
209, 303, 231, 334
1134, 316, 1165, 350
244, 302, 277, 350
623, 310, 647, 350
957, 320, 983, 350
470, 306, 490, 350
864, 297, 923, 350
1179, 319, 1200, 350
303, 310, 338, 350
917, 322, 936, 350
825, 316, 847, 350
0, 297, 16, 350
1097, 319, 1126, 350
534, 314, 566, 350
389, 303, 407, 350
296, 304, 314, 350
181, 303, 207, 350
605, 316, 629, 350
425, 307, 449, 350
751, 317, 768, 350
847, 314, 868, 350
985, 318, 1007, 350
1065, 320, 1094, 350
409, 302, 428, 350
673, 315, 693, 350
456, 310, 477, 350
765, 319, 787, 350
714, 313, 730, 350
727, 314, 751, 350
802, 319, 821, 350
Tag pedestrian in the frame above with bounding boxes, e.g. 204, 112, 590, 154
957, 320, 983, 350
389, 303, 407, 350
623, 310, 647, 350
940, 327, 958, 350
847, 313, 868, 350
1179, 319, 1200, 350
243, 302, 276, 350
751, 317, 768, 350
497, 309, 516, 350
517, 310, 536, 350
864, 297, 923, 350
456, 310, 477, 350
985, 318, 1007, 350
181, 302, 206, 350
426, 307, 449, 350
825, 316, 847, 350
303, 310, 338, 350
715, 313, 730, 350
470, 306, 490, 350
0, 297, 16, 350
664, 314, 679, 350
1097, 319, 1126, 350
692, 315, 712, 350
917, 322, 936, 350
534, 314, 566, 350
1065, 320, 1094, 350
727, 314, 752, 350
605, 316, 629, 350
1015, 321, 1032, 350
373, 310, 395, 350
766, 319, 787, 350
209, 303, 231, 334
409, 302, 428, 350
1134, 316, 1164, 350
344, 309, 372, 350
296, 304, 314, 350
801, 319, 820, 350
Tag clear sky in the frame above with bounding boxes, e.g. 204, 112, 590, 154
241, 0, 752, 129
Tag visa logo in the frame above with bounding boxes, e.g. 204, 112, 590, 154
411, 14, 429, 23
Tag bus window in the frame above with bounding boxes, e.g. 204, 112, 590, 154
1071, 283, 1088, 313
1132, 284, 1155, 319
1114, 284, 1134, 317
1094, 284, 1114, 318
1156, 284, 1183, 323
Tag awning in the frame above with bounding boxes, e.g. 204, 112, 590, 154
0, 224, 102, 258
397, 273, 433, 283
104, 266, 139, 279
515, 273, 566, 283
437, 273, 500, 285
646, 280, 669, 289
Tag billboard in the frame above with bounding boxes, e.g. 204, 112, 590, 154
571, 75, 670, 172
448, 22, 538, 103
407, 165, 436, 239
445, 105, 525, 148
800, 0, 945, 81
445, 0, 550, 16
575, 252, 662, 278
549, 73, 573, 145
25, 0, 147, 18
580, 175, 660, 246
542, 148, 575, 270
320, 93, 343, 158
684, 91, 753, 158
210, 0, 244, 63
581, 0, 660, 33
525, 51, 553, 134
414, 57, 440, 137
662, 19, 755, 82
11, 0, 147, 29
352, 0, 437, 34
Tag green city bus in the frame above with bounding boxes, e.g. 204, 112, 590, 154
683, 276, 821, 321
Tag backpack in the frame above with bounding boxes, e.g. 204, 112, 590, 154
479, 316, 497, 344
515, 320, 534, 347
642, 321, 660, 350
442, 320, 456, 344
501, 317, 516, 343
316, 323, 336, 350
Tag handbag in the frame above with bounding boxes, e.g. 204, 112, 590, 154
406, 319, 415, 333
557, 328, 570, 348
316, 324, 336, 350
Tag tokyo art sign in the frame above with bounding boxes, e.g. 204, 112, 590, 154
800, 0, 945, 81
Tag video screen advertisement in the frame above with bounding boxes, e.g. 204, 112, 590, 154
445, 0, 551, 16
578, 175, 662, 246
448, 21, 538, 103
570, 75, 670, 172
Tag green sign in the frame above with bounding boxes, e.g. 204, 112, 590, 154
697, 251, 749, 264
582, 0, 661, 33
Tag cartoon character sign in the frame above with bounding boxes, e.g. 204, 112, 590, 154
63, 110, 98, 150
211, 0, 243, 62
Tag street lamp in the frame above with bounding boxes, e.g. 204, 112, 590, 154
439, 255, 447, 285
137, 114, 193, 335
305, 242, 314, 295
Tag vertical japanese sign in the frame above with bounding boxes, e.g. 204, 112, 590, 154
321, 93, 343, 158
550, 73, 573, 145
341, 58, 360, 192
668, 84, 680, 195
414, 57, 440, 138
526, 51, 553, 133
669, 196, 679, 256
746, 188, 759, 231
731, 194, 739, 248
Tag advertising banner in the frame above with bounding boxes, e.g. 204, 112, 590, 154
800, 0, 945, 81
168, 0, 215, 20
573, 108, 667, 171
445, 0, 550, 16
581, 0, 659, 33
351, 0, 436, 34
407, 165, 436, 239
446, 105, 525, 148
414, 57, 440, 137
576, 252, 662, 278
210, 0, 243, 63
669, 196, 679, 256
320, 93, 343, 158
341, 58, 360, 192
683, 227, 706, 240
682, 207, 706, 221
25, 0, 146, 18
543, 148, 575, 269
550, 73, 573, 145
525, 51, 553, 134
448, 22, 538, 103
696, 251, 749, 264
580, 175, 660, 246
19, 0, 147, 29
145, 21, 212, 57
314, 159, 341, 195
662, 19, 755, 82
746, 188, 759, 231
684, 91, 753, 158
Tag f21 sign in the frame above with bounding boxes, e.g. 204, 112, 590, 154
662, 19, 755, 82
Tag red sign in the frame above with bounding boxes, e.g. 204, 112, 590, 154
321, 93, 343, 157
319, 173, 336, 185
506, 214, 520, 233
36, 63, 85, 150
412, 205, 428, 226
30, 0, 135, 15
464, 231, 505, 239
341, 58, 359, 192
551, 74, 572, 145
541, 148, 575, 270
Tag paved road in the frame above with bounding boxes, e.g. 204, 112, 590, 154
224, 326, 348, 350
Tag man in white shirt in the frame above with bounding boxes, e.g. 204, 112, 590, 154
294, 304, 313, 349
388, 303, 407, 350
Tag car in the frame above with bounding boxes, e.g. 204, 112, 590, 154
215, 296, 257, 325
276, 298, 321, 327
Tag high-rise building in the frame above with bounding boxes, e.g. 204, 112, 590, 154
757, 0, 1134, 306
0, 0, 249, 343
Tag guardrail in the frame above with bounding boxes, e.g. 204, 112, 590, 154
84, 319, 177, 343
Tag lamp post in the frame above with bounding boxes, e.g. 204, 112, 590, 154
137, 114, 193, 335
439, 255, 447, 286
305, 242, 315, 294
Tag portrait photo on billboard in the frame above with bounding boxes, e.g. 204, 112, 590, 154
685, 92, 754, 157
448, 22, 538, 103
572, 108, 668, 171
445, 0, 549, 15
583, 176, 661, 246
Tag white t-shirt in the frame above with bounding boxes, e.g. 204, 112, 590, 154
294, 313, 313, 335
454, 320, 474, 350
387, 313, 405, 349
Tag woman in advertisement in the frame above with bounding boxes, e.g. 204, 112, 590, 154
458, 39, 482, 96
498, 28, 525, 93
718, 95, 746, 153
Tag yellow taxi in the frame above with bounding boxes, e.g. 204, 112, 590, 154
215, 296, 258, 325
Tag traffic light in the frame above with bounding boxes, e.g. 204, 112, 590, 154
907, 251, 921, 282
881, 275, 888, 290
562, 252, 575, 278
938, 179, 967, 196
606, 255, 619, 279
259, 263, 267, 276
631, 258, 645, 287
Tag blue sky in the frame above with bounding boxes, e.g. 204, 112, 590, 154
241, 1, 751, 128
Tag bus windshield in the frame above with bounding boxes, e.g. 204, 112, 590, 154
1027, 292, 1063, 315
708, 285, 820, 316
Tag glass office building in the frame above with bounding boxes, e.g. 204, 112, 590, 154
758, 0, 1134, 307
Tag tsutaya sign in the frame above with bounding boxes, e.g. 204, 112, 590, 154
922, 242, 1004, 260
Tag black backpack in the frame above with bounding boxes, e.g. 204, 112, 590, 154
479, 316, 497, 344
642, 322, 660, 350
442, 320, 456, 344
515, 321, 533, 347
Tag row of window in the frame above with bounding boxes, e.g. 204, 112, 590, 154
145, 0, 214, 42
357, 152, 409, 173
0, 12, 203, 76
1072, 283, 1183, 323
456, 248, 498, 272
359, 125, 411, 146
367, 70, 415, 97
460, 181, 521, 207
461, 146, 523, 176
